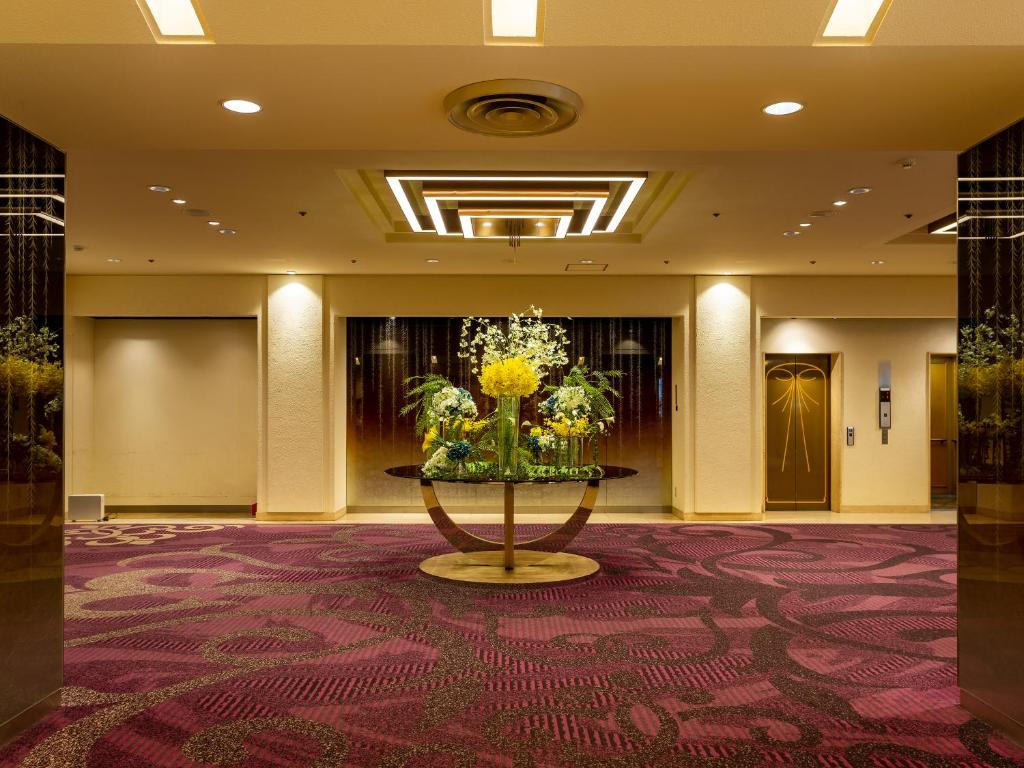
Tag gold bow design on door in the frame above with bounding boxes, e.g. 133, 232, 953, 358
767, 362, 826, 473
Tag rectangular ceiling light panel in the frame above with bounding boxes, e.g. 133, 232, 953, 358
818, 0, 892, 44
384, 172, 645, 241
138, 0, 210, 42
487, 0, 544, 45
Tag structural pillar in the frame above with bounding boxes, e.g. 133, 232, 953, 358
263, 275, 333, 517
691, 276, 761, 519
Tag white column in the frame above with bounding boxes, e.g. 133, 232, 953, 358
693, 276, 761, 518
264, 275, 330, 516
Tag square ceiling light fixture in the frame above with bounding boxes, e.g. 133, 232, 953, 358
486, 0, 545, 45
816, 0, 893, 45
384, 172, 647, 242
136, 0, 211, 43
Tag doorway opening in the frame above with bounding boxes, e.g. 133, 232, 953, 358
929, 354, 957, 510
764, 354, 832, 511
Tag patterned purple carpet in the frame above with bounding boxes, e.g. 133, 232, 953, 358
2, 522, 1023, 768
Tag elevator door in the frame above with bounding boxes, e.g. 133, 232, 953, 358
929, 355, 957, 508
765, 354, 831, 511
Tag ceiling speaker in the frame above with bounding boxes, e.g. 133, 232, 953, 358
443, 79, 582, 138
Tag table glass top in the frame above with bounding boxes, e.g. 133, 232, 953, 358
385, 465, 638, 484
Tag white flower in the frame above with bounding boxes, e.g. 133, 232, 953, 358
423, 445, 451, 478
429, 386, 477, 421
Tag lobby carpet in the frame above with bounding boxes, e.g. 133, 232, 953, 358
2, 523, 1023, 768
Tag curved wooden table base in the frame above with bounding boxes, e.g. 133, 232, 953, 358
419, 478, 601, 583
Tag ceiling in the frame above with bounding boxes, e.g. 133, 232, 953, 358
3, 0, 1018, 276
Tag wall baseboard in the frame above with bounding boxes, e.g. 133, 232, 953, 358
675, 508, 765, 521
346, 505, 670, 516
838, 505, 931, 514
256, 507, 347, 522
103, 504, 252, 516
961, 689, 1024, 748
0, 691, 59, 748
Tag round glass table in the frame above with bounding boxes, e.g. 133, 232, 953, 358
384, 465, 638, 584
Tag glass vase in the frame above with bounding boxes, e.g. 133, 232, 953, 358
555, 436, 583, 468
496, 395, 521, 477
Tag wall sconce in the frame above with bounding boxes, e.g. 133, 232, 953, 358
577, 356, 586, 366
430, 355, 439, 365
353, 356, 361, 367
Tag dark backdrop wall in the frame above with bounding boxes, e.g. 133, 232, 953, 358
0, 116, 64, 742
346, 317, 671, 510
958, 119, 1024, 742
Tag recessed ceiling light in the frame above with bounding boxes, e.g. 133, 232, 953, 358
848, 187, 872, 195
489, 0, 543, 40
286, 270, 297, 275
148, 185, 171, 193
139, 0, 207, 38
425, 259, 440, 264
171, 198, 187, 205
832, 200, 848, 207
763, 101, 804, 116
221, 99, 262, 114
107, 258, 121, 263
580, 259, 594, 264
821, 0, 891, 40
784, 230, 802, 237
799, 222, 812, 228
871, 260, 885, 265
218, 228, 236, 235
207, 220, 221, 226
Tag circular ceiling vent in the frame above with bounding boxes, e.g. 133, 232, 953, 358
443, 79, 582, 138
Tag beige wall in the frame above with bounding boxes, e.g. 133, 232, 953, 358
89, 319, 258, 506
761, 318, 956, 512
64, 273, 957, 518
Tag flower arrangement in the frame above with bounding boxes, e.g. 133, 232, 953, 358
404, 309, 620, 480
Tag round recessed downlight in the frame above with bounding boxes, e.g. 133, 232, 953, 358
833, 200, 848, 207
763, 101, 804, 116
107, 258, 121, 263
871, 260, 885, 265
799, 222, 812, 228
148, 185, 171, 193
425, 259, 440, 264
784, 230, 802, 237
849, 187, 872, 195
581, 259, 594, 264
286, 270, 297, 275
218, 228, 236, 235
221, 99, 262, 114
207, 220, 221, 226
171, 198, 187, 205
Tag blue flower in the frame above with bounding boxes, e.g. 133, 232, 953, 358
447, 440, 472, 461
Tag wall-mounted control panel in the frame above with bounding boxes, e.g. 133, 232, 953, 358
846, 426, 855, 446
879, 386, 892, 429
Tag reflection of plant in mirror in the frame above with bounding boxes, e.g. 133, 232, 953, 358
0, 316, 63, 479
959, 307, 1024, 481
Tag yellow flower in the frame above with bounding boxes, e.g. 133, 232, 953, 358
479, 357, 539, 398
548, 416, 589, 438
530, 426, 543, 437
422, 425, 439, 453
462, 419, 489, 435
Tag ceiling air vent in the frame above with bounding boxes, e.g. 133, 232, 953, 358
443, 79, 582, 138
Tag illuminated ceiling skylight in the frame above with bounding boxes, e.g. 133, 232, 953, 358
137, 0, 211, 43
818, 0, 893, 44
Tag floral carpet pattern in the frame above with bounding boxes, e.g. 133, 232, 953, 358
2, 522, 1023, 768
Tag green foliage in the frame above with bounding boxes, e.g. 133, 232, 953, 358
0, 316, 60, 363
400, 374, 455, 437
